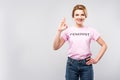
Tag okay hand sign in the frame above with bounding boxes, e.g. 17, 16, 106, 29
58, 18, 68, 32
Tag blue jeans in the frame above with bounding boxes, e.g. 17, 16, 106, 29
65, 57, 93, 80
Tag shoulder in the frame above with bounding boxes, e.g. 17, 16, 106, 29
85, 26, 95, 30
85, 26, 98, 32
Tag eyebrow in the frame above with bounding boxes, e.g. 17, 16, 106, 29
75, 13, 85, 15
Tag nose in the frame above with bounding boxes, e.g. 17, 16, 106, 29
78, 15, 82, 19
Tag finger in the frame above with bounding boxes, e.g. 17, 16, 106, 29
86, 57, 91, 61
63, 17, 66, 22
61, 17, 66, 23
86, 60, 90, 65
86, 59, 93, 65
86, 62, 91, 65
86, 62, 92, 65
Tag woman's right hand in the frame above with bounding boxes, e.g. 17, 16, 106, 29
58, 18, 68, 32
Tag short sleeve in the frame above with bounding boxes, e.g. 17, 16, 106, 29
91, 28, 100, 41
61, 29, 69, 41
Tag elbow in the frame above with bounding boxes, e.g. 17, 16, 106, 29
104, 43, 108, 51
53, 47, 58, 50
53, 46, 59, 50
105, 44, 108, 50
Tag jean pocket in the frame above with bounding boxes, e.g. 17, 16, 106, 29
67, 59, 73, 67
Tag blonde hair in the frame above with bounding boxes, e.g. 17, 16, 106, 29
72, 4, 87, 18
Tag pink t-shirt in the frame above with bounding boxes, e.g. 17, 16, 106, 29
62, 26, 100, 60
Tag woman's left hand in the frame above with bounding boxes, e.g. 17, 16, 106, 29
86, 58, 98, 65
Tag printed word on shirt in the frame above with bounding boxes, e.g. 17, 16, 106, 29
70, 33, 89, 36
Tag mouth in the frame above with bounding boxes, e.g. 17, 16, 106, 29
77, 19, 83, 22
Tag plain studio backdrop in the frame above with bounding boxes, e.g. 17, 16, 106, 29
0, 0, 120, 80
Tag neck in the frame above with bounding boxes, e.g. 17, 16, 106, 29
75, 23, 84, 28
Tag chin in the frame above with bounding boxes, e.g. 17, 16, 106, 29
77, 22, 83, 25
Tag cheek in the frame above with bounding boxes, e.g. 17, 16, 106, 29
73, 16, 78, 20
82, 16, 86, 19
73, 18, 78, 21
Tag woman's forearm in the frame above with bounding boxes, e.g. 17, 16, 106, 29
95, 43, 107, 62
53, 31, 62, 50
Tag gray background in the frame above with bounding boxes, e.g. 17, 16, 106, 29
0, 0, 120, 80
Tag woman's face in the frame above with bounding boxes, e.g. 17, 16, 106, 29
73, 9, 86, 26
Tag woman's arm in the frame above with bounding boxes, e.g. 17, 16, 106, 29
94, 37, 107, 62
86, 37, 107, 65
53, 18, 68, 50
53, 31, 65, 50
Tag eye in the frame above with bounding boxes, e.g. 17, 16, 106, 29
75, 14, 79, 16
81, 14, 85, 16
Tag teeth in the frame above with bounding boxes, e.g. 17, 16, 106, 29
78, 19, 82, 21
77, 19, 82, 21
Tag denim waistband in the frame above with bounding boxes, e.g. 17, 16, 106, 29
68, 57, 90, 63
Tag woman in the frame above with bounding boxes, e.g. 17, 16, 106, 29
53, 4, 107, 80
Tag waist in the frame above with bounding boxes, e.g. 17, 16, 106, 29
68, 56, 90, 63
68, 53, 92, 60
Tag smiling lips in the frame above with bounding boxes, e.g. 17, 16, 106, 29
77, 19, 84, 22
